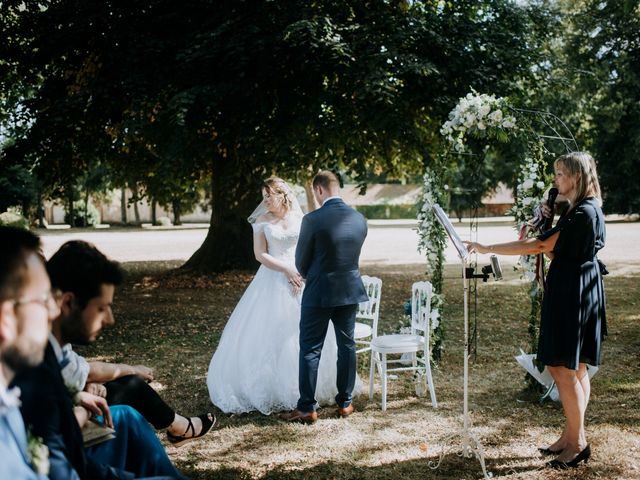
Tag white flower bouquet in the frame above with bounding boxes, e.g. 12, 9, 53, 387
440, 89, 517, 151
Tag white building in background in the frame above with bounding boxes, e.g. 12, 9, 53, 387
43, 183, 514, 225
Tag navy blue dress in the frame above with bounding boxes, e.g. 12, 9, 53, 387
537, 197, 607, 369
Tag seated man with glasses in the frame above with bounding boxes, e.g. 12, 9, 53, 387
0, 226, 53, 479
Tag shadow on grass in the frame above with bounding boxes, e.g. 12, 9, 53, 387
180, 451, 625, 480
75, 261, 640, 480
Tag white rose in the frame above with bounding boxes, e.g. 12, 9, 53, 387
464, 114, 476, 127
430, 309, 440, 329
478, 104, 491, 117
522, 179, 534, 190
477, 121, 486, 130
536, 181, 545, 189
522, 197, 533, 206
489, 109, 503, 123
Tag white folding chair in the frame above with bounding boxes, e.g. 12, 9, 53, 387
369, 280, 437, 411
354, 275, 382, 354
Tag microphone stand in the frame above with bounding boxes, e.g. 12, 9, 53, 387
429, 257, 491, 479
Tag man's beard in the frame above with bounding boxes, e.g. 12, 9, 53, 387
60, 308, 92, 345
1, 342, 44, 374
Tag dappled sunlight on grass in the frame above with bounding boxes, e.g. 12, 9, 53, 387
75, 261, 640, 479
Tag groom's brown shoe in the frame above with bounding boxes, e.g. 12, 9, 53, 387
278, 409, 318, 424
337, 404, 354, 418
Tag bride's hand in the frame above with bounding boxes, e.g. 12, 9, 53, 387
285, 268, 303, 291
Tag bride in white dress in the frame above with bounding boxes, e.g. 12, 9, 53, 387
207, 177, 342, 415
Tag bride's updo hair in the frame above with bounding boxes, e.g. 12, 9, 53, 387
263, 176, 294, 212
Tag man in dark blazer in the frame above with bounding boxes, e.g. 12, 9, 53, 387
280, 170, 368, 423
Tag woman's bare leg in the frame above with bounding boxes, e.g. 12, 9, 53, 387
576, 363, 590, 445
547, 365, 588, 461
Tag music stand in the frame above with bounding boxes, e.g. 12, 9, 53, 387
428, 204, 491, 479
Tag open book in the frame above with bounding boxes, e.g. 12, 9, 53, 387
82, 418, 116, 448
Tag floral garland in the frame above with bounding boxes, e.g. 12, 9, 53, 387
416, 168, 448, 360
440, 89, 517, 152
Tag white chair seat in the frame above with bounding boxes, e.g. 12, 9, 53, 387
371, 334, 425, 353
369, 281, 437, 411
354, 322, 372, 340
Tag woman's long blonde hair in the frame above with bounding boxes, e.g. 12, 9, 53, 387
555, 152, 602, 206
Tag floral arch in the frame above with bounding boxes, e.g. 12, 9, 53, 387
417, 90, 577, 380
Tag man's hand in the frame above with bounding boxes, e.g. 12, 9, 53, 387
76, 391, 113, 428
84, 382, 107, 398
130, 365, 153, 382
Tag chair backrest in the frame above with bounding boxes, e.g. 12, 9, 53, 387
411, 281, 433, 335
357, 275, 382, 336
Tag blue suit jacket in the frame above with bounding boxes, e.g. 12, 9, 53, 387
295, 198, 368, 307
11, 342, 132, 480
0, 403, 45, 479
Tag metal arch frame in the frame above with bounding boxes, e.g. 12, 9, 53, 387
509, 107, 579, 154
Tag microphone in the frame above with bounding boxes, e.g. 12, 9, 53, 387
490, 254, 503, 280
543, 188, 559, 231
480, 255, 503, 281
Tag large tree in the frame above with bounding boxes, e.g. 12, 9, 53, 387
562, 0, 640, 213
2, 0, 550, 270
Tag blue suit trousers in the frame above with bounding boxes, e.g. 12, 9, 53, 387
297, 304, 358, 412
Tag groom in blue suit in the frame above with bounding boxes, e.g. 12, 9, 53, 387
280, 171, 368, 423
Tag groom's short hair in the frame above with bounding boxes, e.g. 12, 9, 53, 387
313, 170, 340, 190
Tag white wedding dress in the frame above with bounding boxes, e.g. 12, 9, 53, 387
207, 217, 349, 415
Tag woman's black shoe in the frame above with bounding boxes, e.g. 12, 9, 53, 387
538, 446, 563, 456
546, 444, 591, 469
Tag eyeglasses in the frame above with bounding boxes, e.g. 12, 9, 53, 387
13, 289, 63, 314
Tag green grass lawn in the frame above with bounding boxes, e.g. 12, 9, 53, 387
76, 261, 640, 480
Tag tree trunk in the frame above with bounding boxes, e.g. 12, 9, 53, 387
304, 179, 318, 212
84, 189, 90, 227
172, 199, 182, 226
151, 199, 157, 225
131, 188, 140, 225
183, 150, 259, 273
133, 200, 141, 224
36, 194, 45, 228
120, 186, 127, 224
67, 186, 75, 227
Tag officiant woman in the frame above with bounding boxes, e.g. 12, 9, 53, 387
464, 151, 606, 469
